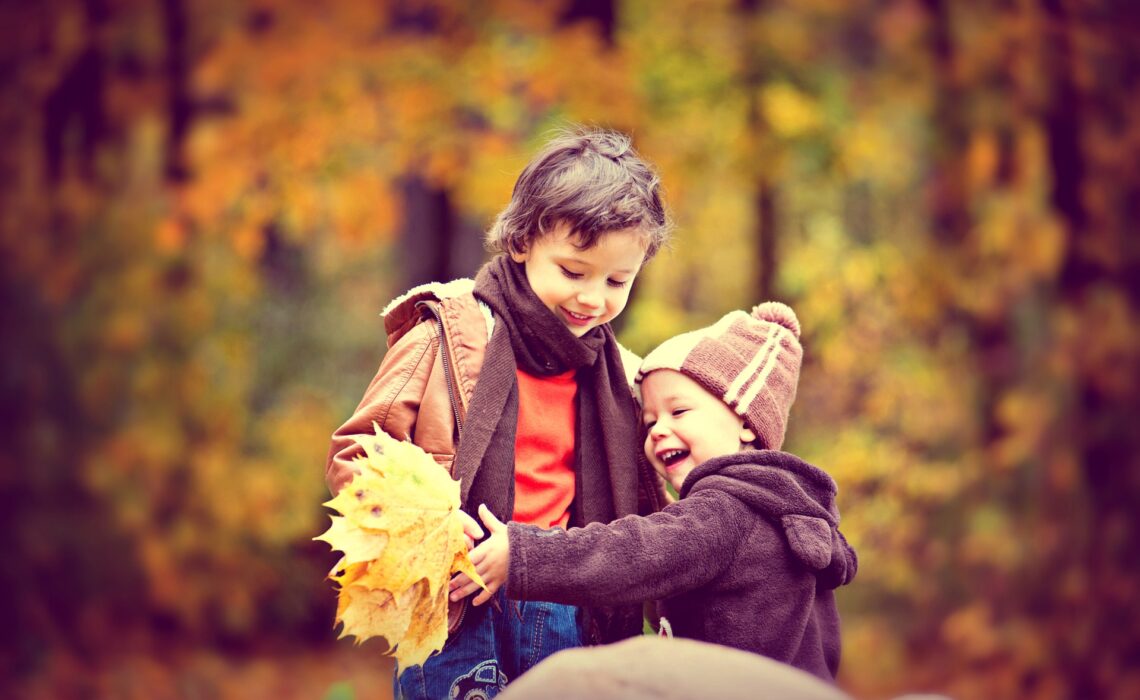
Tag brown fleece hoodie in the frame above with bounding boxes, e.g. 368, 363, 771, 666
506, 449, 858, 681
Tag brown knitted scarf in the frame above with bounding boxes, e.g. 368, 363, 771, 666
454, 255, 645, 529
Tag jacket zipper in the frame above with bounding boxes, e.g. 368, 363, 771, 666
418, 302, 464, 436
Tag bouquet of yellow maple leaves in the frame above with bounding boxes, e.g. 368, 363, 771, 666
315, 425, 486, 669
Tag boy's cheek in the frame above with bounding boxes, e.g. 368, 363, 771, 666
609, 286, 637, 320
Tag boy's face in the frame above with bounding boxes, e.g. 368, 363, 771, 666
640, 370, 757, 492
511, 222, 647, 337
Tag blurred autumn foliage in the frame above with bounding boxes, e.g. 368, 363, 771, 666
2, 1, 1138, 698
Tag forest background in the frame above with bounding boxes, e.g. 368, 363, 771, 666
2, 1, 1138, 699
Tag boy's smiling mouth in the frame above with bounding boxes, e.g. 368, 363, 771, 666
560, 307, 597, 326
656, 448, 690, 468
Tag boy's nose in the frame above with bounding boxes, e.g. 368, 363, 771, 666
576, 286, 603, 309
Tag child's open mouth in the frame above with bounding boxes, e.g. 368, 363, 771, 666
656, 449, 690, 468
560, 308, 596, 326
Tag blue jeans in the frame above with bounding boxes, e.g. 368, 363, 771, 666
394, 590, 581, 700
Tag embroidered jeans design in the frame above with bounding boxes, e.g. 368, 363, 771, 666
449, 660, 506, 700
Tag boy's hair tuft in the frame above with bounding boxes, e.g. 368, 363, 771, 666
486, 126, 671, 259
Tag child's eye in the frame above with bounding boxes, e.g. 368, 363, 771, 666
559, 266, 583, 280
671, 408, 689, 417
643, 417, 657, 429
607, 278, 630, 289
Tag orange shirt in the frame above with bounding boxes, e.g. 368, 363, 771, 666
513, 368, 577, 529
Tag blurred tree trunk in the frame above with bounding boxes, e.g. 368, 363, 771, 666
923, 0, 968, 248
561, 0, 615, 45
751, 184, 776, 303
398, 174, 485, 287
12, 0, 147, 668
162, 0, 191, 182
1043, 1, 1140, 694
42, 0, 108, 185
924, 0, 1016, 446
738, 0, 777, 303
399, 175, 458, 288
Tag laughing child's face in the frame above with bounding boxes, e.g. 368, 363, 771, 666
511, 222, 647, 337
640, 369, 757, 491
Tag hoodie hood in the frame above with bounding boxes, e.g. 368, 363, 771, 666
681, 450, 857, 589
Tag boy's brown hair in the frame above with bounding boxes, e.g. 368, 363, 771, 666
486, 126, 671, 259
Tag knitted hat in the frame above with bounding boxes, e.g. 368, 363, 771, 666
636, 302, 803, 451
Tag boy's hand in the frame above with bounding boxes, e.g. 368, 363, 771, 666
449, 504, 509, 606
457, 508, 485, 550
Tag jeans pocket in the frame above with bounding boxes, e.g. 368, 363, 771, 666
393, 663, 427, 700
524, 604, 550, 671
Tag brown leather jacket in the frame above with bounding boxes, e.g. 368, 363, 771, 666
326, 279, 492, 497
325, 279, 654, 637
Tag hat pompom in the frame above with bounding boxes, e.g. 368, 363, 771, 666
752, 301, 801, 338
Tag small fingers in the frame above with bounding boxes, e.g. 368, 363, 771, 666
449, 573, 471, 593
472, 585, 496, 607
450, 579, 485, 602
458, 509, 485, 541
477, 504, 507, 533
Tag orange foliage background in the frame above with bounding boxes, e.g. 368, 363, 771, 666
2, 1, 1138, 698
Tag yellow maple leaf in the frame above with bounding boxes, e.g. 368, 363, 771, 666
315, 426, 486, 669
398, 581, 451, 669
316, 514, 390, 566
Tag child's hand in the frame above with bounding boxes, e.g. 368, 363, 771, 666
449, 504, 509, 606
456, 508, 485, 550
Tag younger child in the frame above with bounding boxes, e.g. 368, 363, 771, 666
451, 303, 858, 681
326, 127, 670, 699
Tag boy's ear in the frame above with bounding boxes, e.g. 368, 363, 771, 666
509, 246, 529, 263
740, 427, 757, 445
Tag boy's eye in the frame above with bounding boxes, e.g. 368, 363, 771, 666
671, 408, 689, 418
607, 278, 630, 289
643, 418, 656, 429
559, 266, 583, 280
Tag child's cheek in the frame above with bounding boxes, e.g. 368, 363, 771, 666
609, 283, 637, 321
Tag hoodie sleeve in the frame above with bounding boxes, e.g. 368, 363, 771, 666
506, 490, 747, 607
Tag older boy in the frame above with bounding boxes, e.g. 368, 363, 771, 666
326, 127, 670, 699
453, 303, 858, 682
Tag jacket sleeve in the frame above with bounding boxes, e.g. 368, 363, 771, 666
506, 491, 746, 607
324, 320, 440, 495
